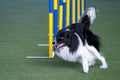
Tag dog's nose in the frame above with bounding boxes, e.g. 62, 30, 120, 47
52, 41, 58, 49
52, 41, 55, 44
52, 41, 57, 48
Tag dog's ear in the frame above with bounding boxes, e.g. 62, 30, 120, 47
69, 33, 79, 53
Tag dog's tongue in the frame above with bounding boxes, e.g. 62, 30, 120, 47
57, 43, 65, 49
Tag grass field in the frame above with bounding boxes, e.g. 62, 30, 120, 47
0, 0, 120, 80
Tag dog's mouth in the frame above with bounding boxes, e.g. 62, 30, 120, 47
56, 43, 65, 49
53, 41, 66, 49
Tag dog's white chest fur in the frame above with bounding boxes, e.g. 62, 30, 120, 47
56, 46, 79, 62
56, 41, 96, 65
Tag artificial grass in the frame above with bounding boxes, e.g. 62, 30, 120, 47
0, 0, 120, 80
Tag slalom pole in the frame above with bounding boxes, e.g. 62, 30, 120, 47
72, 0, 75, 24
66, 0, 70, 26
82, 0, 85, 14
53, 0, 58, 39
58, 0, 63, 30
49, 0, 53, 58
63, 0, 67, 28
75, 0, 78, 23
84, 0, 86, 11
77, 0, 80, 21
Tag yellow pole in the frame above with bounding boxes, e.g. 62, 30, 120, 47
66, 0, 70, 26
54, 0, 58, 10
82, 0, 85, 14
48, 0, 53, 58
63, 0, 66, 2
78, 0, 80, 21
48, 13, 53, 58
58, 7, 63, 30
59, 0, 63, 30
72, 0, 75, 24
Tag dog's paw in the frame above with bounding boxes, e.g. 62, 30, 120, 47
83, 70, 88, 73
83, 67, 89, 73
100, 65, 108, 69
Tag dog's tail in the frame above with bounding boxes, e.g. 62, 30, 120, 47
81, 7, 96, 28
81, 7, 100, 51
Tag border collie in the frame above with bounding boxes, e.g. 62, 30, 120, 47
54, 7, 108, 73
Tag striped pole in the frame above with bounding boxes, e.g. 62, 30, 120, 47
63, 0, 66, 28
49, 0, 53, 58
84, 0, 87, 11
58, 0, 63, 30
82, 0, 85, 14
80, 0, 82, 17
66, 0, 70, 26
72, 0, 75, 24
75, 0, 78, 23
70, 0, 72, 25
77, 0, 80, 21
53, 0, 58, 39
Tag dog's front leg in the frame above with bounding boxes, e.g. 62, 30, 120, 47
81, 56, 89, 73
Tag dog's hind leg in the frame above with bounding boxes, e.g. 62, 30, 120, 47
86, 45, 108, 69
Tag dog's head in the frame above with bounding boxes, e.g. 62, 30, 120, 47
55, 29, 79, 52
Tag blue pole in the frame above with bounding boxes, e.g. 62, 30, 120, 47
76, 0, 78, 23
80, 0, 82, 17
63, 0, 66, 28
49, 0, 53, 13
53, 0, 58, 39
70, 0, 72, 25
84, 0, 86, 11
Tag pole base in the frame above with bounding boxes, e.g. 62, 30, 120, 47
26, 56, 50, 59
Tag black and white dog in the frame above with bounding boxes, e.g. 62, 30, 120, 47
54, 7, 108, 73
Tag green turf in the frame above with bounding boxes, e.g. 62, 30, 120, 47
0, 0, 120, 80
